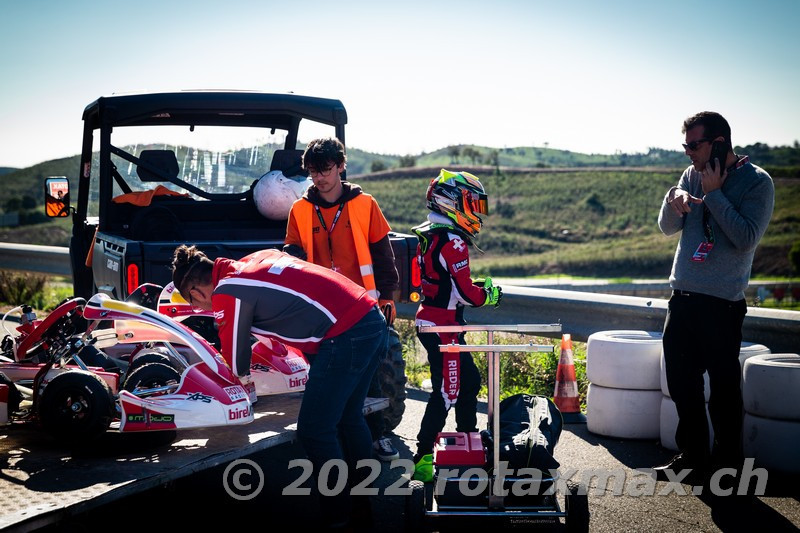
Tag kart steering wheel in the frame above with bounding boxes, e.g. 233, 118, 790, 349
15, 297, 87, 362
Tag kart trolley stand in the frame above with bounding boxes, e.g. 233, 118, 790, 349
406, 324, 590, 532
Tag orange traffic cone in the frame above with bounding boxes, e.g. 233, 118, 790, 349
553, 334, 586, 424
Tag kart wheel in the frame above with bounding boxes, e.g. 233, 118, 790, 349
378, 327, 407, 432
126, 350, 177, 380
565, 481, 590, 533
123, 363, 181, 396
38, 370, 114, 443
405, 480, 428, 532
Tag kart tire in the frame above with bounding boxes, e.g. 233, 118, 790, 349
38, 370, 114, 443
565, 481, 590, 533
405, 480, 427, 532
586, 384, 661, 439
742, 354, 800, 420
123, 363, 181, 396
742, 412, 800, 474
378, 327, 407, 432
659, 395, 712, 452
126, 350, 177, 380
586, 330, 662, 390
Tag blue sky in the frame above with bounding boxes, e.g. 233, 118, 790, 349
1, 0, 798, 168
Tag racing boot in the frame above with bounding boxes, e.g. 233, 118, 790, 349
412, 453, 433, 482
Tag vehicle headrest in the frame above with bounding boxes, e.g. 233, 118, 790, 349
269, 149, 307, 178
137, 150, 179, 182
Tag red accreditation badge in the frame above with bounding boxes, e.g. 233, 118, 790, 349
691, 241, 714, 262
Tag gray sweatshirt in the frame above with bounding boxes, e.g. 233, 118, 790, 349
658, 158, 774, 301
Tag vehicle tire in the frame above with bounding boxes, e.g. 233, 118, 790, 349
125, 350, 178, 381
378, 327, 407, 432
564, 481, 590, 533
742, 412, 800, 474
742, 354, 800, 420
38, 370, 115, 443
659, 395, 712, 452
738, 342, 770, 369
586, 384, 661, 439
405, 480, 427, 532
123, 363, 181, 396
586, 330, 662, 390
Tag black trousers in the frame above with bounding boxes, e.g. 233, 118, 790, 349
415, 331, 481, 457
662, 291, 747, 465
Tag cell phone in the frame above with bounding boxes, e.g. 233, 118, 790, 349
710, 141, 728, 174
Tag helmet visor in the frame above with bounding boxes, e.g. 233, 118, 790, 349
464, 189, 489, 216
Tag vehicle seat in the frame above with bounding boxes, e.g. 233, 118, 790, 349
269, 149, 306, 177
137, 150, 180, 182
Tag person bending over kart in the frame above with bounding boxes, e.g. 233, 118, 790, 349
171, 245, 387, 529
410, 170, 503, 482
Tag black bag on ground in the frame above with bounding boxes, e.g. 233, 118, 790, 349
481, 393, 563, 472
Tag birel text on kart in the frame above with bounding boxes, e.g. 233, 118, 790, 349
156, 282, 310, 396
0, 292, 253, 443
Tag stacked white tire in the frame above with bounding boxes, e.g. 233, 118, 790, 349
586, 331, 663, 439
742, 354, 800, 474
658, 342, 770, 451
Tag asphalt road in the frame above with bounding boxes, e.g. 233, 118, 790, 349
42, 387, 800, 532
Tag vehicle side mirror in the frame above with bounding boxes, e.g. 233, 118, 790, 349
44, 176, 70, 217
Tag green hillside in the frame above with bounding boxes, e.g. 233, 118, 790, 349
353, 167, 800, 278
2, 145, 798, 279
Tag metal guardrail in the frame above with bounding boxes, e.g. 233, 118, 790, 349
0, 242, 72, 276
2, 242, 799, 353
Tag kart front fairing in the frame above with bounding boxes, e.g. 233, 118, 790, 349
83, 294, 253, 431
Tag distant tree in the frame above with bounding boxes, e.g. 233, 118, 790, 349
463, 147, 482, 165
485, 150, 499, 169
448, 146, 460, 164
398, 155, 417, 168
4, 197, 21, 212
370, 160, 387, 173
22, 195, 36, 209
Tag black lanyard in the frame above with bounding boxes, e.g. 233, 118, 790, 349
702, 205, 714, 243
314, 202, 345, 269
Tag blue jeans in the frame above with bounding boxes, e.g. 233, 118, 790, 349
297, 306, 387, 527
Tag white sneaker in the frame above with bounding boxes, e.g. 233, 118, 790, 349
240, 374, 258, 405
373, 436, 399, 462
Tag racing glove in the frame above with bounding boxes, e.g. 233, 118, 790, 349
379, 299, 396, 326
481, 277, 503, 307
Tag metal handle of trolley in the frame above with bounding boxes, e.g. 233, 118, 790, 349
418, 324, 562, 509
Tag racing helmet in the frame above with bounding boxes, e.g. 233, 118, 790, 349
253, 170, 312, 220
425, 169, 488, 236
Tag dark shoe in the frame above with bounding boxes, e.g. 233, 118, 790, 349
653, 453, 707, 484
372, 436, 400, 462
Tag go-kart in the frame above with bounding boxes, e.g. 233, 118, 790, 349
0, 291, 254, 443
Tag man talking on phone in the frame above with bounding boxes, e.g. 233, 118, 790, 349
654, 111, 774, 485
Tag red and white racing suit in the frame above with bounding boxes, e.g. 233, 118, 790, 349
210, 249, 377, 376
413, 216, 487, 456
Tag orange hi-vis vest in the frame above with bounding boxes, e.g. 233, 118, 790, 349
293, 194, 379, 299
